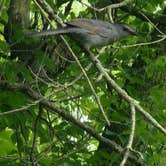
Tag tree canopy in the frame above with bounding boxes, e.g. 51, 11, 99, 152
0, 0, 166, 165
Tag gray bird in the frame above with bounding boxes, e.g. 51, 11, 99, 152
27, 18, 137, 50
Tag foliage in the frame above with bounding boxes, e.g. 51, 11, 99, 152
0, 0, 166, 165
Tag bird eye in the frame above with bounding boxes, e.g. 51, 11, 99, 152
122, 25, 130, 31
122, 25, 137, 35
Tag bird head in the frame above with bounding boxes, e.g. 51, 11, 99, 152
117, 23, 138, 37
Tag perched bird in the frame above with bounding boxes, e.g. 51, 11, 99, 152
27, 18, 137, 50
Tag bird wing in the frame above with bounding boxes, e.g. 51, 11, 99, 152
89, 27, 112, 38
66, 19, 112, 38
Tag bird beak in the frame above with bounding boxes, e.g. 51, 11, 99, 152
131, 31, 138, 36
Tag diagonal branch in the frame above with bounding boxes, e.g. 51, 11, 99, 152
33, 0, 110, 126
34, 0, 64, 26
0, 80, 143, 165
62, 37, 110, 126
87, 50, 166, 136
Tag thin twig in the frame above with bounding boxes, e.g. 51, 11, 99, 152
79, 0, 134, 12
113, 35, 166, 48
30, 105, 43, 166
0, 99, 41, 116
120, 104, 136, 166
0, 91, 56, 116
139, 12, 165, 35
62, 37, 110, 126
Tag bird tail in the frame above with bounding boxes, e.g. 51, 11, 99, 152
26, 27, 82, 38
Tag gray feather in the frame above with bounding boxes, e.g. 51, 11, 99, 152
26, 27, 86, 38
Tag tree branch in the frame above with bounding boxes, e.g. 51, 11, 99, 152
120, 104, 136, 166
79, 0, 134, 12
34, 0, 64, 26
0, 80, 143, 165
87, 50, 166, 136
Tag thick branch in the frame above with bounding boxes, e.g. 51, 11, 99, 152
87, 50, 166, 136
0, 80, 143, 165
